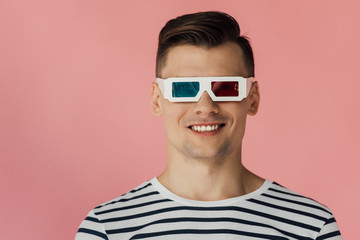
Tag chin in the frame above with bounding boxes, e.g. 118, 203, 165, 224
183, 146, 229, 161
184, 138, 231, 158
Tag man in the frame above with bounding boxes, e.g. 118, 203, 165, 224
76, 11, 342, 239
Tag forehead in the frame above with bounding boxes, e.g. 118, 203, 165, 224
161, 42, 248, 79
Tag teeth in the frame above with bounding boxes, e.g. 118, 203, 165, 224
191, 125, 221, 132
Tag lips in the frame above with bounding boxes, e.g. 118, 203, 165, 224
188, 123, 225, 132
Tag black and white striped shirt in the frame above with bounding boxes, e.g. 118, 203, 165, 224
75, 178, 342, 240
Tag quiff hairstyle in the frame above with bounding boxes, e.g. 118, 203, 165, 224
156, 11, 255, 78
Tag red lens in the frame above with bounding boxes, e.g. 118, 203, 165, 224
211, 81, 239, 96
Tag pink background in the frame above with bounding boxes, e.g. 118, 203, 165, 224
1, 0, 359, 239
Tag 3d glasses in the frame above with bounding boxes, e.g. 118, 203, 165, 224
156, 76, 253, 102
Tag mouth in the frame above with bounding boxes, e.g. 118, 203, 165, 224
188, 123, 226, 133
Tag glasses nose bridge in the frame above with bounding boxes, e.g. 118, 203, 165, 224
193, 90, 219, 115
197, 81, 214, 101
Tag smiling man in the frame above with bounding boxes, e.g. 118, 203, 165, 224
75, 11, 342, 240
152, 41, 264, 202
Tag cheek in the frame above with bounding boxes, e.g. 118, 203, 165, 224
232, 113, 247, 134
235, 110, 249, 127
224, 102, 249, 120
161, 102, 188, 130
224, 104, 249, 133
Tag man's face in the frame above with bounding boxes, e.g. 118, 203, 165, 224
151, 42, 259, 161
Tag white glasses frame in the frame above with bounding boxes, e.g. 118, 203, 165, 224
156, 76, 253, 102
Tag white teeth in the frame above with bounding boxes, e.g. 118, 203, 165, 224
191, 125, 221, 132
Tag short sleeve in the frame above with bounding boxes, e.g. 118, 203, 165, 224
316, 215, 342, 240
75, 210, 108, 240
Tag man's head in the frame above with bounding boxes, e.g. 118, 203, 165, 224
156, 11, 255, 78
151, 11, 260, 162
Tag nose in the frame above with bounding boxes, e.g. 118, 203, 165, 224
193, 91, 219, 116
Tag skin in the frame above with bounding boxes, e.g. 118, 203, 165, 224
151, 41, 264, 201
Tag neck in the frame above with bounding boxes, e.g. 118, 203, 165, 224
157, 146, 264, 201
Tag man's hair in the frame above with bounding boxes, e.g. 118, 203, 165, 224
156, 11, 255, 77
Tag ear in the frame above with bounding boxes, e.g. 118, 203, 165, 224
151, 82, 163, 116
247, 81, 260, 116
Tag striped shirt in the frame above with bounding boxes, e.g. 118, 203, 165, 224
75, 178, 342, 240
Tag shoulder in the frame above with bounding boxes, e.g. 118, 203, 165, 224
256, 181, 337, 231
263, 181, 333, 216
92, 179, 157, 214
249, 181, 342, 239
75, 179, 160, 240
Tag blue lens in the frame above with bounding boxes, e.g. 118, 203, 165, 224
172, 82, 199, 97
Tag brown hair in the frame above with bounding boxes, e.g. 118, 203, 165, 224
156, 11, 255, 77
